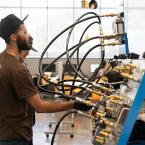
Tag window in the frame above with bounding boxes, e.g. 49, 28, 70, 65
42, 63, 56, 72
0, 0, 144, 57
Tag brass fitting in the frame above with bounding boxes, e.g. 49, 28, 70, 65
96, 136, 105, 144
100, 131, 109, 137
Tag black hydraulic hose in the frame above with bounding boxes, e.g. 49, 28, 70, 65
58, 78, 93, 86
61, 42, 101, 95
61, 12, 100, 94
37, 47, 104, 98
62, 40, 100, 80
69, 50, 105, 98
65, 19, 103, 96
88, 49, 105, 82
38, 38, 91, 87
41, 13, 100, 84
37, 36, 100, 89
76, 21, 100, 78
51, 110, 77, 145
69, 44, 102, 94
40, 40, 87, 78
57, 78, 97, 98
63, 21, 100, 83
65, 13, 101, 78
37, 13, 103, 98
69, 44, 102, 95
64, 19, 100, 81
65, 44, 105, 97
65, 20, 101, 95
36, 74, 74, 99
64, 42, 101, 81
37, 37, 98, 97
39, 15, 100, 79
59, 44, 102, 96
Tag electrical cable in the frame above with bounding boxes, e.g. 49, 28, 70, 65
69, 44, 102, 95
66, 21, 101, 95
39, 15, 100, 79
50, 110, 95, 145
65, 12, 101, 78
37, 12, 121, 101
61, 12, 101, 94
38, 13, 101, 90
76, 21, 100, 78
37, 36, 101, 96
50, 110, 77, 145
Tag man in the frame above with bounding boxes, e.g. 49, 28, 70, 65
0, 14, 90, 145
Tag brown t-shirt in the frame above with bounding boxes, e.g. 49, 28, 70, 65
0, 51, 38, 141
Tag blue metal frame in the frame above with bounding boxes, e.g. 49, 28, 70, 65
117, 73, 145, 145
124, 33, 129, 54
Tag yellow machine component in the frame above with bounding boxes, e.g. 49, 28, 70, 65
96, 112, 105, 118
41, 74, 49, 85
96, 136, 104, 140
113, 66, 125, 72
90, 91, 103, 101
110, 99, 123, 105
97, 110, 105, 114
95, 136, 105, 144
121, 72, 140, 82
92, 90, 108, 97
103, 128, 112, 133
105, 107, 117, 112
104, 120, 114, 127
81, 0, 89, 8
100, 76, 108, 82
63, 75, 82, 95
100, 131, 110, 137
101, 118, 114, 127
107, 95, 123, 100
125, 63, 136, 69
97, 85, 112, 93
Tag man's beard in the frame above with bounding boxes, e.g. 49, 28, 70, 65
16, 35, 31, 52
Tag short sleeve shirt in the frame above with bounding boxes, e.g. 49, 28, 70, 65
0, 51, 38, 140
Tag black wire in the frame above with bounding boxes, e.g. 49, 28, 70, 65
65, 22, 101, 95
61, 40, 100, 80
59, 43, 102, 96
69, 44, 102, 95
61, 12, 100, 94
39, 15, 100, 79
65, 13, 101, 78
63, 13, 100, 94
37, 46, 104, 99
36, 75, 73, 99
37, 36, 100, 92
64, 18, 103, 96
76, 21, 100, 78
37, 12, 105, 99
51, 110, 77, 145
